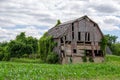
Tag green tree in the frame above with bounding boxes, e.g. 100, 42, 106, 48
39, 32, 58, 63
0, 42, 8, 47
111, 43, 120, 56
0, 47, 5, 60
105, 34, 118, 46
105, 34, 119, 56
100, 36, 108, 57
7, 32, 38, 58
0, 42, 9, 61
0, 32, 39, 60
55, 19, 61, 27
26, 36, 38, 54
7, 41, 33, 58
16, 32, 26, 43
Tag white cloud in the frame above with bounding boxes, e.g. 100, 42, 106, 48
0, 26, 48, 42
103, 16, 120, 25
14, 26, 47, 39
0, 0, 120, 42
89, 16, 120, 31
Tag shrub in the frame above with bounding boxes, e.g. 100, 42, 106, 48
69, 57, 72, 64
0, 47, 4, 60
82, 56, 87, 62
46, 52, 59, 64
0, 52, 4, 61
39, 32, 58, 63
28, 54, 40, 59
35, 54, 41, 58
100, 37, 108, 57
82, 49, 87, 62
22, 54, 28, 58
89, 57, 94, 62
10, 58, 42, 63
0, 47, 10, 61
2, 53, 10, 61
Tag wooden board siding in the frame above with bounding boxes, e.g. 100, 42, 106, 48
74, 21, 79, 41
48, 15, 104, 64
62, 56, 104, 64
72, 41, 77, 50
66, 24, 72, 41
85, 19, 94, 41
79, 19, 86, 32
77, 45, 100, 50
85, 18, 94, 32
65, 44, 72, 55
72, 57, 83, 64
94, 25, 102, 42
94, 57, 104, 63
90, 32, 94, 41
79, 20, 84, 41
62, 56, 83, 64
81, 32, 85, 41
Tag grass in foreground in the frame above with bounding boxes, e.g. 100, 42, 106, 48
0, 55, 120, 80
10, 58, 42, 63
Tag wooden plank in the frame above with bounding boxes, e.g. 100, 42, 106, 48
79, 19, 86, 32
81, 32, 85, 41
74, 21, 79, 41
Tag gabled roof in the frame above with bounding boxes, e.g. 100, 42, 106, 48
58, 15, 93, 26
47, 15, 103, 38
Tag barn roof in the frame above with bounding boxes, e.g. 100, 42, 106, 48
47, 15, 103, 38
58, 15, 97, 26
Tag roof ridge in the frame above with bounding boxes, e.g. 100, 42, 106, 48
58, 15, 88, 26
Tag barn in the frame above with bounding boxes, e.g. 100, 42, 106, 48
47, 15, 104, 64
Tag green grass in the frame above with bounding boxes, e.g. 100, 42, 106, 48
0, 55, 120, 80
10, 58, 43, 63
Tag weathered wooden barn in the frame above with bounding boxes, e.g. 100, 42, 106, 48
48, 15, 104, 64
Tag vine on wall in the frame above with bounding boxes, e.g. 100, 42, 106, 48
39, 32, 59, 63
100, 36, 108, 57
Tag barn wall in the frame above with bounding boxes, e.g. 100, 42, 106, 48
78, 18, 102, 42
94, 25, 102, 42
65, 44, 72, 55
85, 19, 94, 41
51, 16, 104, 64
66, 24, 72, 41
85, 19, 93, 32
79, 19, 86, 32
79, 19, 85, 41
94, 57, 104, 63
74, 21, 79, 41
62, 56, 104, 64
72, 56, 83, 64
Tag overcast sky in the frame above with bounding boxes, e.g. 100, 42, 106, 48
0, 0, 120, 42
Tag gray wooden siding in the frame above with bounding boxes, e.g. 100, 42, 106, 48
79, 19, 86, 32
74, 21, 79, 41
66, 24, 72, 41
94, 25, 102, 42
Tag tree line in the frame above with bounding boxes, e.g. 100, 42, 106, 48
105, 34, 120, 56
0, 20, 120, 63
0, 20, 61, 63
0, 32, 59, 63
0, 32, 119, 62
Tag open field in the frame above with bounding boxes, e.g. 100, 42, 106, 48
0, 55, 120, 80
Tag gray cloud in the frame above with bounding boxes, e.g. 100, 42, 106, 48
104, 18, 120, 25
38, 18, 57, 24
103, 16, 120, 27
0, 0, 120, 42
93, 4, 118, 13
